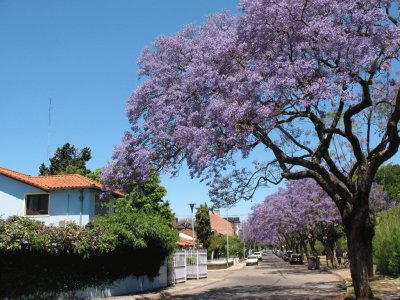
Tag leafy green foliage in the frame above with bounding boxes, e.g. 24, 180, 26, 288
209, 233, 244, 258
119, 171, 175, 222
85, 168, 104, 183
39, 143, 92, 175
89, 168, 175, 222
0, 207, 178, 297
375, 164, 400, 203
195, 203, 212, 250
89, 199, 177, 256
373, 208, 400, 276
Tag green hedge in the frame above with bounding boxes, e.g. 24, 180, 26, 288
0, 207, 178, 298
373, 207, 400, 277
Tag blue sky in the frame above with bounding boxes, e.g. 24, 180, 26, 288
0, 0, 274, 219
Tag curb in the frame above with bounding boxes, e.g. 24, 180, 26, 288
122, 263, 246, 300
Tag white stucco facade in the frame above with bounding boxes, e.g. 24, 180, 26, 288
0, 173, 102, 226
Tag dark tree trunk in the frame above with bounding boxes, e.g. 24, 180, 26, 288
309, 239, 316, 255
343, 201, 375, 299
301, 238, 309, 258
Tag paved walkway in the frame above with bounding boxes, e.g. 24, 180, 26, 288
102, 262, 246, 300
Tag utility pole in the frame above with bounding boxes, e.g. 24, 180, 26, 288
189, 203, 196, 249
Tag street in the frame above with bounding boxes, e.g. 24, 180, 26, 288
168, 254, 345, 299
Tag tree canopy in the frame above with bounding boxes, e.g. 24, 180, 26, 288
103, 1, 400, 297
195, 203, 212, 250
39, 143, 91, 176
108, 171, 175, 223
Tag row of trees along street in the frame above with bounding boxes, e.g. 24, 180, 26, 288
100, 1, 400, 298
245, 176, 399, 276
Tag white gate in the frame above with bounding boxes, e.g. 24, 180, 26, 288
171, 249, 207, 283
186, 249, 207, 279
172, 250, 187, 283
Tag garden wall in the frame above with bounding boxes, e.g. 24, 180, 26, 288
61, 263, 168, 299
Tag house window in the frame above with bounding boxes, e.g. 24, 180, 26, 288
26, 194, 49, 215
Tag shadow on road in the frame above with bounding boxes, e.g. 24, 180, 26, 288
168, 283, 342, 299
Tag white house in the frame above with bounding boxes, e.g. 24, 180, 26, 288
0, 166, 122, 226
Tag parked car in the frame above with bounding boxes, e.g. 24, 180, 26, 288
253, 251, 262, 261
289, 253, 303, 265
283, 250, 294, 261
246, 255, 259, 266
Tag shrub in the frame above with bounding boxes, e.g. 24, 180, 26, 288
373, 207, 400, 277
0, 207, 178, 298
208, 234, 244, 258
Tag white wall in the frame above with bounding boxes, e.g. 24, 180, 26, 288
55, 263, 168, 299
46, 188, 94, 226
0, 174, 97, 226
0, 174, 44, 218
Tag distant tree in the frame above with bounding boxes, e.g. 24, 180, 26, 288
39, 143, 91, 175
209, 233, 224, 259
38, 163, 48, 176
375, 164, 400, 204
195, 203, 212, 250
208, 234, 244, 259
85, 168, 103, 183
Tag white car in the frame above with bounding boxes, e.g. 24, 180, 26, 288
253, 251, 262, 261
246, 255, 259, 266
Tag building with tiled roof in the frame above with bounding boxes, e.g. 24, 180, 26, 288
0, 166, 122, 226
223, 216, 241, 235
210, 210, 235, 237
177, 228, 196, 248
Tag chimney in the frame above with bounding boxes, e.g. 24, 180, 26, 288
214, 209, 220, 216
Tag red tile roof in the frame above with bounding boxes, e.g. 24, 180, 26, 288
176, 237, 193, 247
210, 212, 234, 236
0, 166, 122, 196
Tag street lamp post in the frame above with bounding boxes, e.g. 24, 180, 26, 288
242, 223, 246, 258
189, 203, 196, 249
226, 206, 229, 264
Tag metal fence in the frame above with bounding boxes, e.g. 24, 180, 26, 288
170, 249, 207, 284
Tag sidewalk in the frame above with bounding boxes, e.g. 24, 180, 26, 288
103, 262, 246, 300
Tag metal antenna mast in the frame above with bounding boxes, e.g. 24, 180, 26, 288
47, 98, 52, 160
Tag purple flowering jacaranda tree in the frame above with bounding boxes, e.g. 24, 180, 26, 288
247, 179, 341, 254
103, 1, 400, 297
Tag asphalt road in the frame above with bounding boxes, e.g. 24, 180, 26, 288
168, 254, 345, 300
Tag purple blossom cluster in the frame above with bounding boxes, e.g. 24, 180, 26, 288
101, 0, 400, 209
